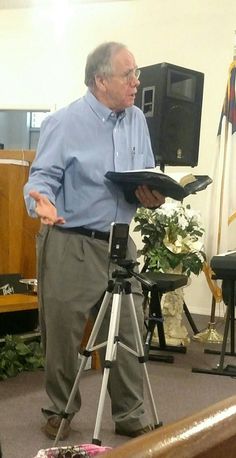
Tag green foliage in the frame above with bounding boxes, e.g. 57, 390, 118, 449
0, 334, 44, 381
134, 203, 206, 276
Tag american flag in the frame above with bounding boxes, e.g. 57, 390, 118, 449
204, 60, 236, 301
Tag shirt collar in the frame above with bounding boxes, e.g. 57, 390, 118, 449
85, 89, 126, 122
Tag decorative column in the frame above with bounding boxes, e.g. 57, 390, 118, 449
161, 287, 190, 346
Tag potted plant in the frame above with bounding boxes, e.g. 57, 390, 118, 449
134, 202, 206, 345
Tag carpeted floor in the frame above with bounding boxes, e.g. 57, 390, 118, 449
1, 313, 236, 458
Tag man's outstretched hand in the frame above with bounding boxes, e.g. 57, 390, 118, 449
29, 190, 65, 225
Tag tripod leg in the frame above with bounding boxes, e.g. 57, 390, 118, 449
124, 285, 161, 427
53, 290, 113, 446
92, 291, 122, 444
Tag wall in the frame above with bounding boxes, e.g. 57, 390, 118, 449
0, 0, 236, 315
0, 111, 29, 148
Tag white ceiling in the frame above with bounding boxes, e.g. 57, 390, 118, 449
0, 0, 132, 8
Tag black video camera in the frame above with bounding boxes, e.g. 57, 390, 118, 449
108, 222, 129, 262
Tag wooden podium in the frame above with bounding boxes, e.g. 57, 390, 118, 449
0, 150, 39, 278
0, 150, 39, 337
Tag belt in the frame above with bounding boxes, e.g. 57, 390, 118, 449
57, 225, 110, 242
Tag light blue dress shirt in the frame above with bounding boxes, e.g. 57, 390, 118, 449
24, 90, 155, 232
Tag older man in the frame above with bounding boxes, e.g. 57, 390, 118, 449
24, 41, 164, 440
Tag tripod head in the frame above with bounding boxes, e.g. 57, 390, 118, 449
111, 259, 139, 281
111, 259, 158, 291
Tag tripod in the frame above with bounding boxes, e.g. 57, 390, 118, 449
54, 261, 161, 446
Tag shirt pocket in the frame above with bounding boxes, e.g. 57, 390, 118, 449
129, 146, 145, 169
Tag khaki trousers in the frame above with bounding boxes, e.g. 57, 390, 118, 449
37, 225, 150, 431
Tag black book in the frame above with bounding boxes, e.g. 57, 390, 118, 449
105, 169, 212, 203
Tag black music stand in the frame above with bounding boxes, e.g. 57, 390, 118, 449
192, 273, 236, 377
137, 271, 198, 363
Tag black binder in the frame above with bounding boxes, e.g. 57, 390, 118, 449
105, 170, 212, 203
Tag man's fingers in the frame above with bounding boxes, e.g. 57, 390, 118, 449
29, 189, 65, 225
135, 185, 165, 208
152, 190, 165, 205
29, 190, 42, 201
41, 216, 65, 225
41, 217, 54, 225
56, 217, 66, 224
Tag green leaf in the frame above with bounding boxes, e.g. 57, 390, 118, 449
0, 336, 44, 381
15, 342, 31, 356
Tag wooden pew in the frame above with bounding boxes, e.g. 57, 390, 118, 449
102, 395, 236, 458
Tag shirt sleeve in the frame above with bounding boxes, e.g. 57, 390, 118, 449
142, 114, 155, 169
24, 113, 65, 217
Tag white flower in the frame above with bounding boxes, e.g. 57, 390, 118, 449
177, 214, 188, 230
156, 202, 180, 217
134, 202, 206, 276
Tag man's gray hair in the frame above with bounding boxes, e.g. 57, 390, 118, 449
84, 41, 127, 89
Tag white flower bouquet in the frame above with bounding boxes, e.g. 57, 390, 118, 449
134, 202, 206, 276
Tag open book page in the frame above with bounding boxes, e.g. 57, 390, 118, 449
166, 172, 197, 187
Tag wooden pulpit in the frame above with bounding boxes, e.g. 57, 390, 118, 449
0, 150, 39, 278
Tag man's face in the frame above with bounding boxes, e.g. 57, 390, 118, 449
96, 48, 140, 111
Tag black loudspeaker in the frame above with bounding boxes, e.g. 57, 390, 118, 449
135, 62, 204, 167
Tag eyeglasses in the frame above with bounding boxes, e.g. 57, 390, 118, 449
112, 68, 141, 83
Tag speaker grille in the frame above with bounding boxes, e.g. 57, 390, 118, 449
135, 63, 204, 167
158, 103, 198, 166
